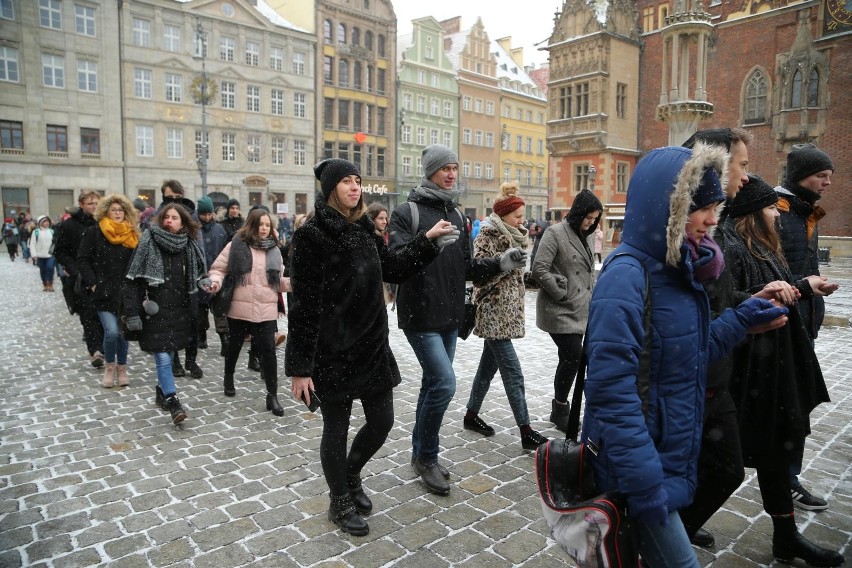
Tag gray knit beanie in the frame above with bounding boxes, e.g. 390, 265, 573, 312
421, 144, 458, 180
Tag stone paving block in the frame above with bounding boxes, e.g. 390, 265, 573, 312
35, 512, 90, 540
146, 537, 194, 567
190, 508, 230, 530
473, 510, 528, 541
190, 517, 259, 552
285, 532, 353, 565
457, 550, 513, 567
105, 552, 153, 568
0, 525, 34, 550
244, 525, 302, 557
389, 518, 450, 550
128, 489, 171, 512
25, 534, 74, 562
492, 528, 549, 565
224, 499, 265, 519
169, 479, 214, 501
21, 488, 66, 508
120, 511, 162, 533
148, 519, 195, 545
75, 520, 125, 548
189, 489, 235, 510
231, 479, 267, 500
430, 527, 491, 563
341, 537, 407, 568
52, 548, 103, 568
392, 548, 451, 568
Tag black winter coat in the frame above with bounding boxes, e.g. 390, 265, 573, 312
388, 188, 501, 332
220, 216, 243, 242
123, 248, 197, 353
715, 225, 830, 466
53, 208, 97, 312
198, 220, 228, 305
76, 226, 135, 313
285, 197, 439, 403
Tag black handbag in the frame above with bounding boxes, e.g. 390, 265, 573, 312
211, 275, 235, 318
535, 254, 650, 567
458, 285, 476, 340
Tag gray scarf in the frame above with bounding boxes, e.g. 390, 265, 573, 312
126, 225, 205, 294
486, 213, 529, 248
227, 236, 282, 293
413, 179, 460, 204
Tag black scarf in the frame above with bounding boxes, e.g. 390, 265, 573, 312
126, 225, 205, 294
227, 236, 282, 293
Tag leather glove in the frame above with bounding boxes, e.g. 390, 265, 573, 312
628, 485, 669, 527
125, 316, 143, 331
434, 228, 460, 250
197, 277, 213, 291
734, 297, 789, 328
500, 248, 529, 271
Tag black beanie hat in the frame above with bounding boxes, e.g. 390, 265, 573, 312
313, 158, 361, 199
689, 167, 725, 213
226, 198, 240, 211
132, 198, 147, 212
566, 189, 603, 235
682, 128, 735, 152
786, 143, 834, 186
727, 173, 779, 218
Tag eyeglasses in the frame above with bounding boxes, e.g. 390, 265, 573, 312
108, 208, 125, 214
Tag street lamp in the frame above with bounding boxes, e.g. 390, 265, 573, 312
193, 15, 209, 196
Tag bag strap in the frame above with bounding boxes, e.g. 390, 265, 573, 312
566, 253, 652, 441
410, 202, 419, 234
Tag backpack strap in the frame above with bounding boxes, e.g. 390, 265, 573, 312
410, 202, 419, 235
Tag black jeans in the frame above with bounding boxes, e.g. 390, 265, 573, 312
79, 305, 105, 356
549, 333, 583, 403
680, 388, 745, 537
320, 389, 394, 496
224, 318, 277, 386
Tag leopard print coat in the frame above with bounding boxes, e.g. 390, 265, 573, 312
472, 223, 528, 340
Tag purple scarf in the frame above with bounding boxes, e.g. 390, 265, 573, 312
686, 234, 725, 284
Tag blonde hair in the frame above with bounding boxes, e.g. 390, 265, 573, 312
327, 191, 368, 224
294, 213, 308, 230
95, 193, 140, 229
78, 190, 100, 204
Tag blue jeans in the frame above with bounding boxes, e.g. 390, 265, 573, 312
635, 511, 700, 568
404, 329, 458, 464
97, 311, 128, 365
37, 257, 55, 284
467, 339, 530, 427
153, 352, 176, 396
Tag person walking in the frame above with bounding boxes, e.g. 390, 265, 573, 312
531, 189, 602, 432
581, 144, 788, 567
208, 208, 289, 416
196, 196, 229, 356
3, 217, 19, 261
287, 158, 456, 536
123, 203, 208, 425
462, 181, 546, 450
715, 175, 842, 567
76, 195, 140, 388
388, 144, 523, 496
29, 215, 56, 292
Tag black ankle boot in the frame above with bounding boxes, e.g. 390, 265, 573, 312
155, 385, 166, 410
266, 393, 283, 416
347, 473, 373, 515
185, 359, 203, 379
218, 333, 229, 357
549, 399, 570, 433
164, 394, 187, 425
247, 351, 261, 372
197, 332, 208, 349
224, 373, 235, 397
328, 493, 369, 536
772, 515, 843, 567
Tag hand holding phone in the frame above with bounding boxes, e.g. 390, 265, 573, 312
301, 389, 320, 412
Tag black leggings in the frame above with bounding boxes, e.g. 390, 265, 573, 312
320, 389, 394, 496
224, 318, 277, 384
550, 333, 583, 403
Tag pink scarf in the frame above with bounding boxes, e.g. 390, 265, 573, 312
686, 234, 725, 284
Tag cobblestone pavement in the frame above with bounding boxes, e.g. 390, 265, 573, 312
0, 255, 849, 568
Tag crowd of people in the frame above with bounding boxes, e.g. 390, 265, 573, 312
5, 135, 843, 566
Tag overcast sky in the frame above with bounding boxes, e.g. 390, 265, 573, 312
393, 1, 562, 68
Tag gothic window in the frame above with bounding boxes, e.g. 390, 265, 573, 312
744, 69, 768, 124
790, 69, 802, 108
807, 68, 819, 107
323, 20, 332, 44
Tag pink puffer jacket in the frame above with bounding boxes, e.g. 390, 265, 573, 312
209, 242, 290, 322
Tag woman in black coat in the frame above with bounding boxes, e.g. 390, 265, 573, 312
77, 195, 140, 388
715, 175, 842, 567
123, 204, 208, 425
286, 158, 456, 537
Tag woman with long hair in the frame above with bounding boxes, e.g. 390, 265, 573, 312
123, 203, 207, 425
531, 189, 602, 432
286, 158, 456, 536
208, 208, 289, 416
462, 181, 548, 451
715, 175, 841, 567
77, 195, 140, 387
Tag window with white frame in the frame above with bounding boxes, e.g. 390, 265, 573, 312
0, 47, 18, 82
40, 0, 61, 30
164, 73, 181, 102
463, 96, 471, 111
463, 128, 471, 145
474, 163, 482, 178
537, 171, 543, 187
526, 137, 532, 153
417, 70, 425, 84
486, 101, 494, 115
485, 132, 494, 148
527, 110, 533, 122
221, 81, 235, 108
425, 46, 434, 60
517, 108, 523, 120
538, 139, 544, 155
402, 156, 411, 176
132, 18, 150, 46
443, 131, 452, 148
574, 164, 590, 193
247, 134, 261, 163
293, 92, 306, 118
516, 168, 522, 181
1, 0, 14, 20
416, 127, 425, 146
485, 164, 493, 179
166, 128, 182, 158
616, 162, 628, 193
526, 170, 532, 185
416, 96, 425, 114
504, 167, 510, 181
401, 125, 411, 144
75, 5, 95, 36
431, 73, 438, 88
132, 67, 151, 98
474, 98, 483, 113
136, 125, 153, 156
292, 51, 306, 75
220, 36, 235, 61
430, 98, 439, 116
271, 89, 284, 115
443, 100, 452, 118
195, 130, 207, 160
246, 85, 260, 112
222, 132, 235, 161
475, 130, 483, 146
163, 24, 180, 52
293, 140, 306, 166
430, 129, 439, 145
402, 93, 412, 111
245, 41, 259, 66
269, 46, 283, 71
77, 60, 97, 92
463, 161, 470, 177
42, 54, 65, 88
516, 135, 523, 152
271, 136, 285, 164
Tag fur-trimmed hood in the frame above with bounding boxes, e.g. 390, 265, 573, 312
621, 143, 728, 268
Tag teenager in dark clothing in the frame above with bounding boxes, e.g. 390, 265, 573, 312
196, 196, 229, 355
220, 199, 244, 243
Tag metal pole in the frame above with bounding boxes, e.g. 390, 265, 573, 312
196, 15, 208, 196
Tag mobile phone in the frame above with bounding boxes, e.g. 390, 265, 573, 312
301, 389, 320, 412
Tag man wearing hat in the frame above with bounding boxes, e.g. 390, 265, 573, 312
221, 198, 243, 243
775, 143, 837, 511
196, 196, 229, 355
388, 144, 528, 496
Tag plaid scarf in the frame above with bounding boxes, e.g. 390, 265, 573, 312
126, 225, 205, 294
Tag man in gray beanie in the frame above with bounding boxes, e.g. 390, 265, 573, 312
387, 144, 528, 496
775, 143, 837, 512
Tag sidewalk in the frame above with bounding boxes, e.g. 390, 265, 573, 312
0, 256, 849, 567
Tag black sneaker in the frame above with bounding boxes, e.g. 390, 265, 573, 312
521, 430, 548, 451
164, 395, 187, 424
463, 414, 496, 437
791, 483, 828, 511
185, 360, 203, 379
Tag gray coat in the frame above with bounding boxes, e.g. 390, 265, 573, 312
532, 220, 594, 335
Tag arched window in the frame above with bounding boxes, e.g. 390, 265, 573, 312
377, 34, 386, 57
744, 69, 768, 124
352, 27, 360, 46
807, 68, 819, 107
353, 61, 362, 90
366, 65, 374, 93
338, 59, 349, 88
337, 23, 346, 45
364, 31, 373, 51
323, 20, 332, 44
790, 69, 802, 108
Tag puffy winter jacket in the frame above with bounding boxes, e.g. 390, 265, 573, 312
208, 241, 289, 323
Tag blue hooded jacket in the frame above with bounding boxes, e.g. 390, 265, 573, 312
581, 144, 752, 512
